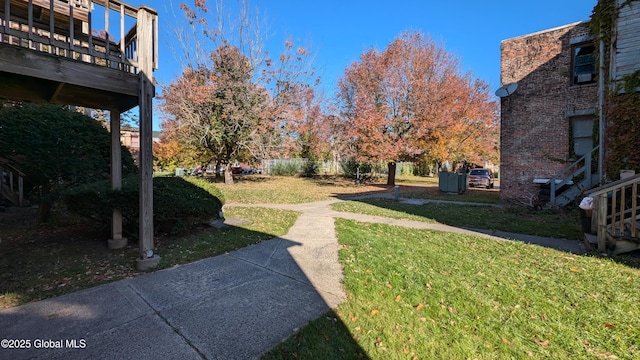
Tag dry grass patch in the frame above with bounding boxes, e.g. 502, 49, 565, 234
216, 174, 500, 204
217, 175, 391, 204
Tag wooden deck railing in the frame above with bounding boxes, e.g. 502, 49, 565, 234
0, 163, 25, 207
0, 0, 157, 74
588, 173, 640, 254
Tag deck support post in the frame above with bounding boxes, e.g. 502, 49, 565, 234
108, 109, 127, 249
597, 193, 608, 253
136, 7, 159, 270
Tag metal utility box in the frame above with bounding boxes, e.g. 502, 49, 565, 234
438, 172, 468, 193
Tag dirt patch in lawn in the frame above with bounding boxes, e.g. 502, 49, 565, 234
0, 206, 144, 309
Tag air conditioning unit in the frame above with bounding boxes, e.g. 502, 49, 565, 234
577, 73, 593, 83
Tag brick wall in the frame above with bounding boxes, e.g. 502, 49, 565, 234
499, 22, 598, 204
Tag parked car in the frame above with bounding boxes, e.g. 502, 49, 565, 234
468, 168, 494, 188
230, 166, 255, 175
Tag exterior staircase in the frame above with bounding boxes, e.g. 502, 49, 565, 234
538, 145, 640, 255
586, 173, 640, 255
538, 146, 599, 207
0, 163, 25, 207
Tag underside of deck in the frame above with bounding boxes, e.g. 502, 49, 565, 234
0, 42, 139, 111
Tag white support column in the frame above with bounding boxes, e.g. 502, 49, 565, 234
136, 7, 159, 270
108, 109, 127, 249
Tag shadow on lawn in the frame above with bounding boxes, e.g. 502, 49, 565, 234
263, 309, 371, 360
0, 205, 370, 359
203, 174, 273, 184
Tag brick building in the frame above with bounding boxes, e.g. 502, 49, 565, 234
120, 126, 162, 164
499, 22, 599, 204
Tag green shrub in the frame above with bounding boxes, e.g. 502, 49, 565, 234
63, 175, 225, 236
412, 161, 434, 176
400, 163, 413, 176
301, 160, 319, 177
340, 159, 372, 178
272, 162, 300, 176
0, 103, 136, 221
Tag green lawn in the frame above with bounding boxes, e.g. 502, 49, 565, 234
4, 174, 639, 359
331, 198, 583, 240
263, 219, 640, 359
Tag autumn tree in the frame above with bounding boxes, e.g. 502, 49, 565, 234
160, 0, 321, 183
153, 131, 194, 171
336, 31, 498, 185
161, 45, 268, 183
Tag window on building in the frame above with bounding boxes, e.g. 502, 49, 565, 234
571, 116, 594, 157
573, 45, 596, 85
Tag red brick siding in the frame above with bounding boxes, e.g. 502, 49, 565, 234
499, 23, 598, 203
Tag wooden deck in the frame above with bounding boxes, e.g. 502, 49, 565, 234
0, 0, 157, 111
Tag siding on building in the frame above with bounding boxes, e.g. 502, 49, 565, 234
613, 0, 640, 83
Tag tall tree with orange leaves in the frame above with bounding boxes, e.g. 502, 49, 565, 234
160, 0, 321, 183
336, 31, 498, 185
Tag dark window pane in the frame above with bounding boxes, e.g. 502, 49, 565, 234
573, 45, 596, 85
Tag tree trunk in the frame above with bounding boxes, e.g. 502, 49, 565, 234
387, 161, 396, 186
215, 161, 222, 179
224, 167, 234, 184
38, 198, 52, 223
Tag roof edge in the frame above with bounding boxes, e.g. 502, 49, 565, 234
501, 20, 590, 43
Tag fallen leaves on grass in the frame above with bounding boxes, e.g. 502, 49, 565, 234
534, 337, 550, 347
501, 337, 514, 347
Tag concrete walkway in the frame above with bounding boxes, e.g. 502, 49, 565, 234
0, 197, 584, 359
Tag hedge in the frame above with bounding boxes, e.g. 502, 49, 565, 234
63, 175, 225, 236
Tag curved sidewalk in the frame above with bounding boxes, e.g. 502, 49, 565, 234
0, 197, 584, 360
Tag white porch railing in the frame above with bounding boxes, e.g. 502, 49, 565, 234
0, 163, 25, 206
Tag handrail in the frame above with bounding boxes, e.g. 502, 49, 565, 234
589, 173, 640, 196
0, 162, 25, 177
0, 164, 25, 206
592, 173, 640, 252
549, 145, 599, 204
0, 0, 156, 75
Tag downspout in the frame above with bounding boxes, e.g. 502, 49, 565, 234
597, 5, 606, 186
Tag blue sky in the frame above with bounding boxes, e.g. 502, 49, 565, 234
130, 0, 597, 129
